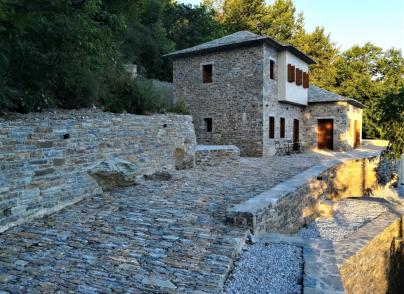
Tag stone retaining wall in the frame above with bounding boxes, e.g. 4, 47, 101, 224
226, 152, 382, 234
195, 145, 240, 166
0, 110, 196, 232
336, 213, 404, 294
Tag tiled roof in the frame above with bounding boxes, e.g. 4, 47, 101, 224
164, 31, 316, 64
308, 86, 365, 108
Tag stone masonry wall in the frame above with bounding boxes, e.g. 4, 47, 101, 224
339, 217, 403, 294
0, 110, 196, 232
195, 145, 240, 166
173, 45, 264, 156
304, 101, 362, 151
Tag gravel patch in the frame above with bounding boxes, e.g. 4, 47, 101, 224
298, 198, 388, 241
224, 243, 303, 294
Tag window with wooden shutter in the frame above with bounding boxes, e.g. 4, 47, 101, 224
202, 64, 212, 83
287, 64, 295, 82
269, 116, 275, 139
270, 60, 275, 80
280, 117, 285, 138
303, 72, 309, 88
296, 68, 303, 86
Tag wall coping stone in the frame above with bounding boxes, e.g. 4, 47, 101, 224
228, 149, 381, 217
196, 145, 240, 152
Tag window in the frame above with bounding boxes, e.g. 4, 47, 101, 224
204, 118, 212, 132
202, 64, 213, 83
296, 68, 303, 86
270, 60, 275, 80
303, 72, 309, 88
269, 116, 275, 139
287, 64, 295, 82
280, 117, 285, 138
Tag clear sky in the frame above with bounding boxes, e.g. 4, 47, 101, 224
179, 0, 404, 51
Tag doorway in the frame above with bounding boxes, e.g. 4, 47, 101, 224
318, 119, 333, 150
293, 119, 299, 151
354, 120, 360, 148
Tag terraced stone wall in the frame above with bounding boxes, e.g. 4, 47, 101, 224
227, 154, 384, 234
339, 217, 404, 294
0, 110, 196, 232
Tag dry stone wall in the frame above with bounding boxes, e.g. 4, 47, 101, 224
0, 110, 196, 232
195, 145, 240, 166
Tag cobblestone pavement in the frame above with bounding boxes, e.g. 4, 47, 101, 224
0, 153, 341, 293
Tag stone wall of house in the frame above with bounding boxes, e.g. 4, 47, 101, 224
195, 145, 240, 166
304, 101, 362, 151
0, 110, 196, 232
262, 44, 305, 156
173, 45, 265, 156
226, 155, 382, 234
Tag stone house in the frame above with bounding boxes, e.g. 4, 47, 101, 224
165, 31, 365, 156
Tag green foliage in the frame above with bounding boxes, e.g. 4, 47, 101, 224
163, 3, 224, 51
378, 89, 404, 159
0, 0, 222, 113
102, 74, 164, 115
170, 99, 190, 115
0, 0, 124, 112
332, 44, 404, 139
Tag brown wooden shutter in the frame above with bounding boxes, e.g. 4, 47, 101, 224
303, 72, 309, 88
296, 68, 302, 86
288, 64, 295, 83
287, 64, 292, 82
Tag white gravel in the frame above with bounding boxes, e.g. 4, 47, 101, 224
224, 243, 303, 294
298, 198, 388, 241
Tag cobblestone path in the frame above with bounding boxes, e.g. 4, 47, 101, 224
0, 153, 329, 293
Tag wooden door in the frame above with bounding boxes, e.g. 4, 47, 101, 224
354, 120, 360, 148
293, 119, 299, 151
318, 119, 333, 150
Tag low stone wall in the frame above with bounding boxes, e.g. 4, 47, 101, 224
226, 152, 382, 234
0, 110, 196, 232
195, 145, 240, 166
337, 213, 404, 294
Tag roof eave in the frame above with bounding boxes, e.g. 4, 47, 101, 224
308, 99, 366, 109
164, 36, 316, 65
163, 38, 266, 60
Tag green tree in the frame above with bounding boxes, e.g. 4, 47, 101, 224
219, 0, 265, 33
378, 89, 404, 159
333, 43, 404, 138
293, 27, 339, 90
0, 0, 124, 112
259, 0, 304, 43
163, 3, 223, 51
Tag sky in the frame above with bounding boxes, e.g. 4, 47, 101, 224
179, 0, 404, 51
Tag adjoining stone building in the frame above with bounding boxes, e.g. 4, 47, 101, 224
165, 31, 365, 156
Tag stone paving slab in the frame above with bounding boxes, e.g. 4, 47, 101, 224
0, 153, 332, 293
